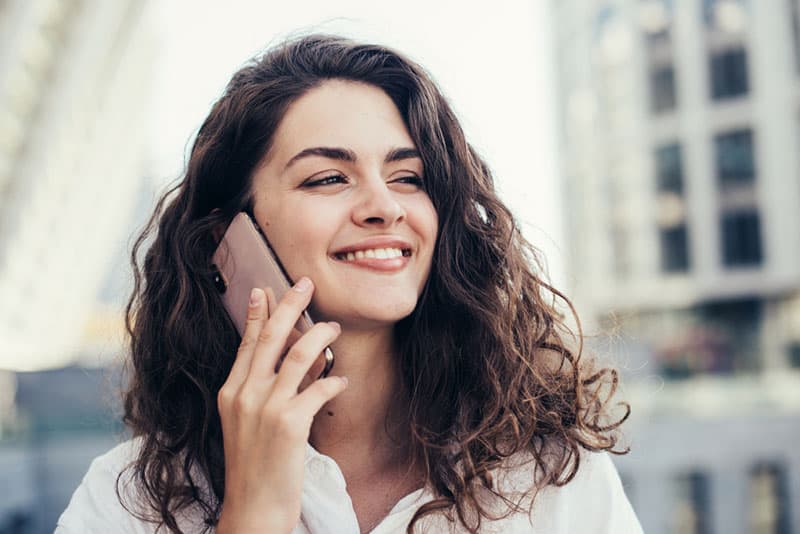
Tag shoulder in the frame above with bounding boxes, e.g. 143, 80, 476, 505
55, 437, 150, 533
492, 448, 643, 534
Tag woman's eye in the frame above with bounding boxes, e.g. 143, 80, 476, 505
393, 175, 424, 187
305, 174, 347, 187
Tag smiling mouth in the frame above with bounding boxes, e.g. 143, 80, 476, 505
333, 247, 412, 261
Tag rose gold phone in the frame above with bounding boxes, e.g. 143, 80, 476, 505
211, 212, 334, 385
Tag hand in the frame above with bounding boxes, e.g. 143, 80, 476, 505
216, 278, 348, 533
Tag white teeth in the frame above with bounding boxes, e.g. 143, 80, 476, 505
336, 247, 407, 260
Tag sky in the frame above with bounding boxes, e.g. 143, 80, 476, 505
146, 0, 565, 287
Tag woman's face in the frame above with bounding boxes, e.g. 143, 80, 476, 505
250, 80, 438, 329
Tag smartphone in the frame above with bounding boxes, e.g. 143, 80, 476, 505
211, 212, 334, 386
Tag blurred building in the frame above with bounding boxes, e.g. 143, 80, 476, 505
0, 0, 155, 372
552, 1, 800, 533
0, 1, 155, 532
0, 366, 124, 534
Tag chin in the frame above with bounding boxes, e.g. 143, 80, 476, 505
313, 295, 419, 326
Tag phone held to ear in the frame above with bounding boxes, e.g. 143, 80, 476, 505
211, 212, 335, 387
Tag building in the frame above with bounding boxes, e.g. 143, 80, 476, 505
0, 366, 124, 534
551, 1, 800, 533
0, 0, 155, 371
0, 1, 154, 531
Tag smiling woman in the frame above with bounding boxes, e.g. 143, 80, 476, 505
56, 34, 641, 533
251, 80, 437, 327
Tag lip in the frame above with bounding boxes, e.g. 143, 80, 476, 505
331, 236, 413, 257
330, 236, 414, 273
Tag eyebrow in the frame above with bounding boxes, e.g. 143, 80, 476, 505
283, 146, 421, 171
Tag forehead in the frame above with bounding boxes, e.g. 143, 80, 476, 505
264, 80, 415, 166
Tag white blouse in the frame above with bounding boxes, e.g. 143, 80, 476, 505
56, 438, 643, 533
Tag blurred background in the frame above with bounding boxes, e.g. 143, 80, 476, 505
0, 0, 797, 533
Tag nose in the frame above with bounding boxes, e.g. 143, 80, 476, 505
352, 178, 406, 228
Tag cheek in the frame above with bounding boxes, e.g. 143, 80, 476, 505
266, 207, 335, 264
415, 200, 439, 246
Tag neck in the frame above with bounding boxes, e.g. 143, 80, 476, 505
308, 324, 411, 474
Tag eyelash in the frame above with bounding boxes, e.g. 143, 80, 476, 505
305, 174, 424, 187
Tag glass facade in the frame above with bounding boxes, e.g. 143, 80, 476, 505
701, 298, 762, 372
660, 225, 690, 273
721, 210, 763, 267
673, 471, 711, 534
715, 129, 755, 186
789, 342, 800, 368
650, 65, 677, 112
749, 463, 792, 534
654, 298, 762, 378
642, 0, 677, 114
656, 143, 683, 194
710, 47, 750, 100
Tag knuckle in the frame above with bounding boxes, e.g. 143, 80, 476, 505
217, 385, 235, 408
270, 409, 291, 432
237, 336, 256, 354
233, 390, 260, 415
259, 402, 279, 424
257, 324, 274, 344
285, 347, 309, 364
243, 315, 265, 333
246, 303, 265, 320
273, 409, 306, 439
276, 410, 296, 429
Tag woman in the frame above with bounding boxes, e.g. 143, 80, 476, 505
57, 34, 640, 533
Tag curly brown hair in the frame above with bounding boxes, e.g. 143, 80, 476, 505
120, 33, 630, 533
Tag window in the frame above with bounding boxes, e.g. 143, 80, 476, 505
651, 65, 677, 112
788, 342, 800, 368
673, 472, 711, 534
699, 298, 762, 372
715, 129, 755, 186
710, 47, 749, 99
660, 225, 690, 273
656, 143, 683, 193
750, 463, 792, 534
721, 210, 762, 267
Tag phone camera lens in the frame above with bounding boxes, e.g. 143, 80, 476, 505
211, 266, 227, 294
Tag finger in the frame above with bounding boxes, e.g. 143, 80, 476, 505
264, 286, 278, 317
246, 277, 316, 380
222, 287, 267, 392
274, 327, 304, 374
272, 321, 341, 398
293, 375, 349, 417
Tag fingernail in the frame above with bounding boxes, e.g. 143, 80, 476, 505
328, 321, 341, 332
340, 376, 349, 387
249, 288, 261, 307
294, 277, 312, 292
